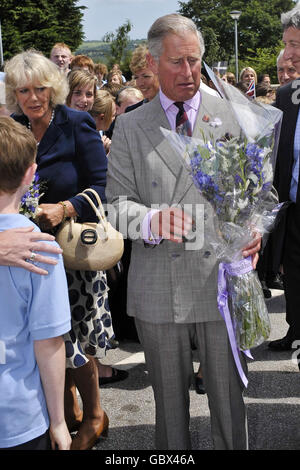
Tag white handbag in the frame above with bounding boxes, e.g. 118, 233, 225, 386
55, 188, 124, 271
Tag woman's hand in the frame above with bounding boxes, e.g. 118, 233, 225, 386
102, 135, 111, 154
38, 203, 65, 230
0, 227, 62, 275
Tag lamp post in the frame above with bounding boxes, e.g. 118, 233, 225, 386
230, 10, 242, 82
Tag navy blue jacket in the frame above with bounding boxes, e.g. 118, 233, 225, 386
14, 104, 107, 222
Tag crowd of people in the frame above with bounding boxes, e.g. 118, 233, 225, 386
0, 3, 300, 452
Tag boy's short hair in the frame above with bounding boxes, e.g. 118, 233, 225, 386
70, 54, 95, 74
50, 42, 72, 55
0, 117, 37, 194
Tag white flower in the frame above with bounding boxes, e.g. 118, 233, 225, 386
237, 198, 248, 210
209, 117, 222, 128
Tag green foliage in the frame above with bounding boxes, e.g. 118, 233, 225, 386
0, 0, 85, 60
102, 19, 132, 71
243, 43, 284, 82
76, 39, 146, 78
178, 0, 296, 78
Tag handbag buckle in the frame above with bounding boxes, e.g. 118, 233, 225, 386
81, 229, 98, 245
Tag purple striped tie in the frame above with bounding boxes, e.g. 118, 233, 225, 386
174, 101, 192, 136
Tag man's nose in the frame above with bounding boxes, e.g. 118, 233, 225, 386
283, 71, 289, 82
181, 60, 193, 77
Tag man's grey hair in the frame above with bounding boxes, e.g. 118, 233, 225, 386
281, 3, 300, 30
147, 13, 205, 61
277, 49, 285, 65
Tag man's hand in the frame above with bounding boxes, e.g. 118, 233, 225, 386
151, 207, 193, 243
0, 226, 62, 275
242, 232, 262, 269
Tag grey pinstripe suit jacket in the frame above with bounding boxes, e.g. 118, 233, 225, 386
106, 90, 242, 325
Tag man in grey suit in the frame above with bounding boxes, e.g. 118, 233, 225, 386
106, 14, 261, 450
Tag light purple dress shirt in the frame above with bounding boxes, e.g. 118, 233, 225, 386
142, 89, 201, 244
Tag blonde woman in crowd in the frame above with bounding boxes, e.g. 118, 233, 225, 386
89, 89, 116, 153
240, 66, 258, 85
130, 44, 160, 103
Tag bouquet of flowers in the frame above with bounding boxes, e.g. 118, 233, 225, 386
20, 173, 45, 220
161, 68, 283, 364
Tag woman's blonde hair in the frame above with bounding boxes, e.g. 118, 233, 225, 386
239, 66, 258, 85
130, 44, 149, 74
4, 49, 69, 114
66, 69, 98, 106
89, 90, 115, 130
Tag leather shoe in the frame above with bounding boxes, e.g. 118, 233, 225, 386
266, 274, 284, 290
260, 280, 272, 299
71, 412, 109, 450
66, 411, 83, 433
99, 367, 129, 386
195, 375, 206, 395
268, 335, 296, 351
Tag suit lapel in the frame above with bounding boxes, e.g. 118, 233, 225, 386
137, 95, 184, 179
136, 92, 233, 205
137, 96, 195, 204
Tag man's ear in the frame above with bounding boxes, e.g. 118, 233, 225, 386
22, 162, 37, 186
146, 52, 158, 74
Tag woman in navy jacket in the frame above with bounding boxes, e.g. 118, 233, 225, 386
5, 49, 110, 450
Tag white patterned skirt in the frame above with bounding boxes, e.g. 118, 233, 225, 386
64, 269, 115, 368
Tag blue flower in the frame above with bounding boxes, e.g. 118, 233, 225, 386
235, 174, 243, 185
262, 182, 272, 191
246, 143, 264, 178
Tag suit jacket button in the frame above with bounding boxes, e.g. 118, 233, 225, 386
203, 251, 211, 258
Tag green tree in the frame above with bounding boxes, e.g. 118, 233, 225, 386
0, 0, 86, 60
102, 19, 132, 72
178, 0, 296, 69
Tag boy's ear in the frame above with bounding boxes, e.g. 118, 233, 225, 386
22, 162, 37, 186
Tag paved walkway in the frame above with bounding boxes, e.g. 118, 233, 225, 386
94, 289, 300, 451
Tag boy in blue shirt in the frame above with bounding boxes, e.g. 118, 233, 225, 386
0, 117, 72, 450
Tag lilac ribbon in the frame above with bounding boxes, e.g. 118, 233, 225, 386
217, 256, 254, 388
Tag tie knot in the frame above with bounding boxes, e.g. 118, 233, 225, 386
174, 101, 185, 111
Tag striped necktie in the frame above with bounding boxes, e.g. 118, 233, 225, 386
174, 101, 192, 136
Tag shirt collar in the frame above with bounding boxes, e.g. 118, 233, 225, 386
159, 88, 201, 112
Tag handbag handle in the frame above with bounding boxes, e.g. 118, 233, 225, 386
77, 188, 108, 232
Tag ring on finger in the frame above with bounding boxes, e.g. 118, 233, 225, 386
29, 251, 36, 262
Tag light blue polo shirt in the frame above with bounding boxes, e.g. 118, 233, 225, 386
0, 214, 71, 448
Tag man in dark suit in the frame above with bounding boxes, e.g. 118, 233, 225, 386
269, 4, 300, 351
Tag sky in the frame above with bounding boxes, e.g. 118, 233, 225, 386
78, 0, 183, 40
